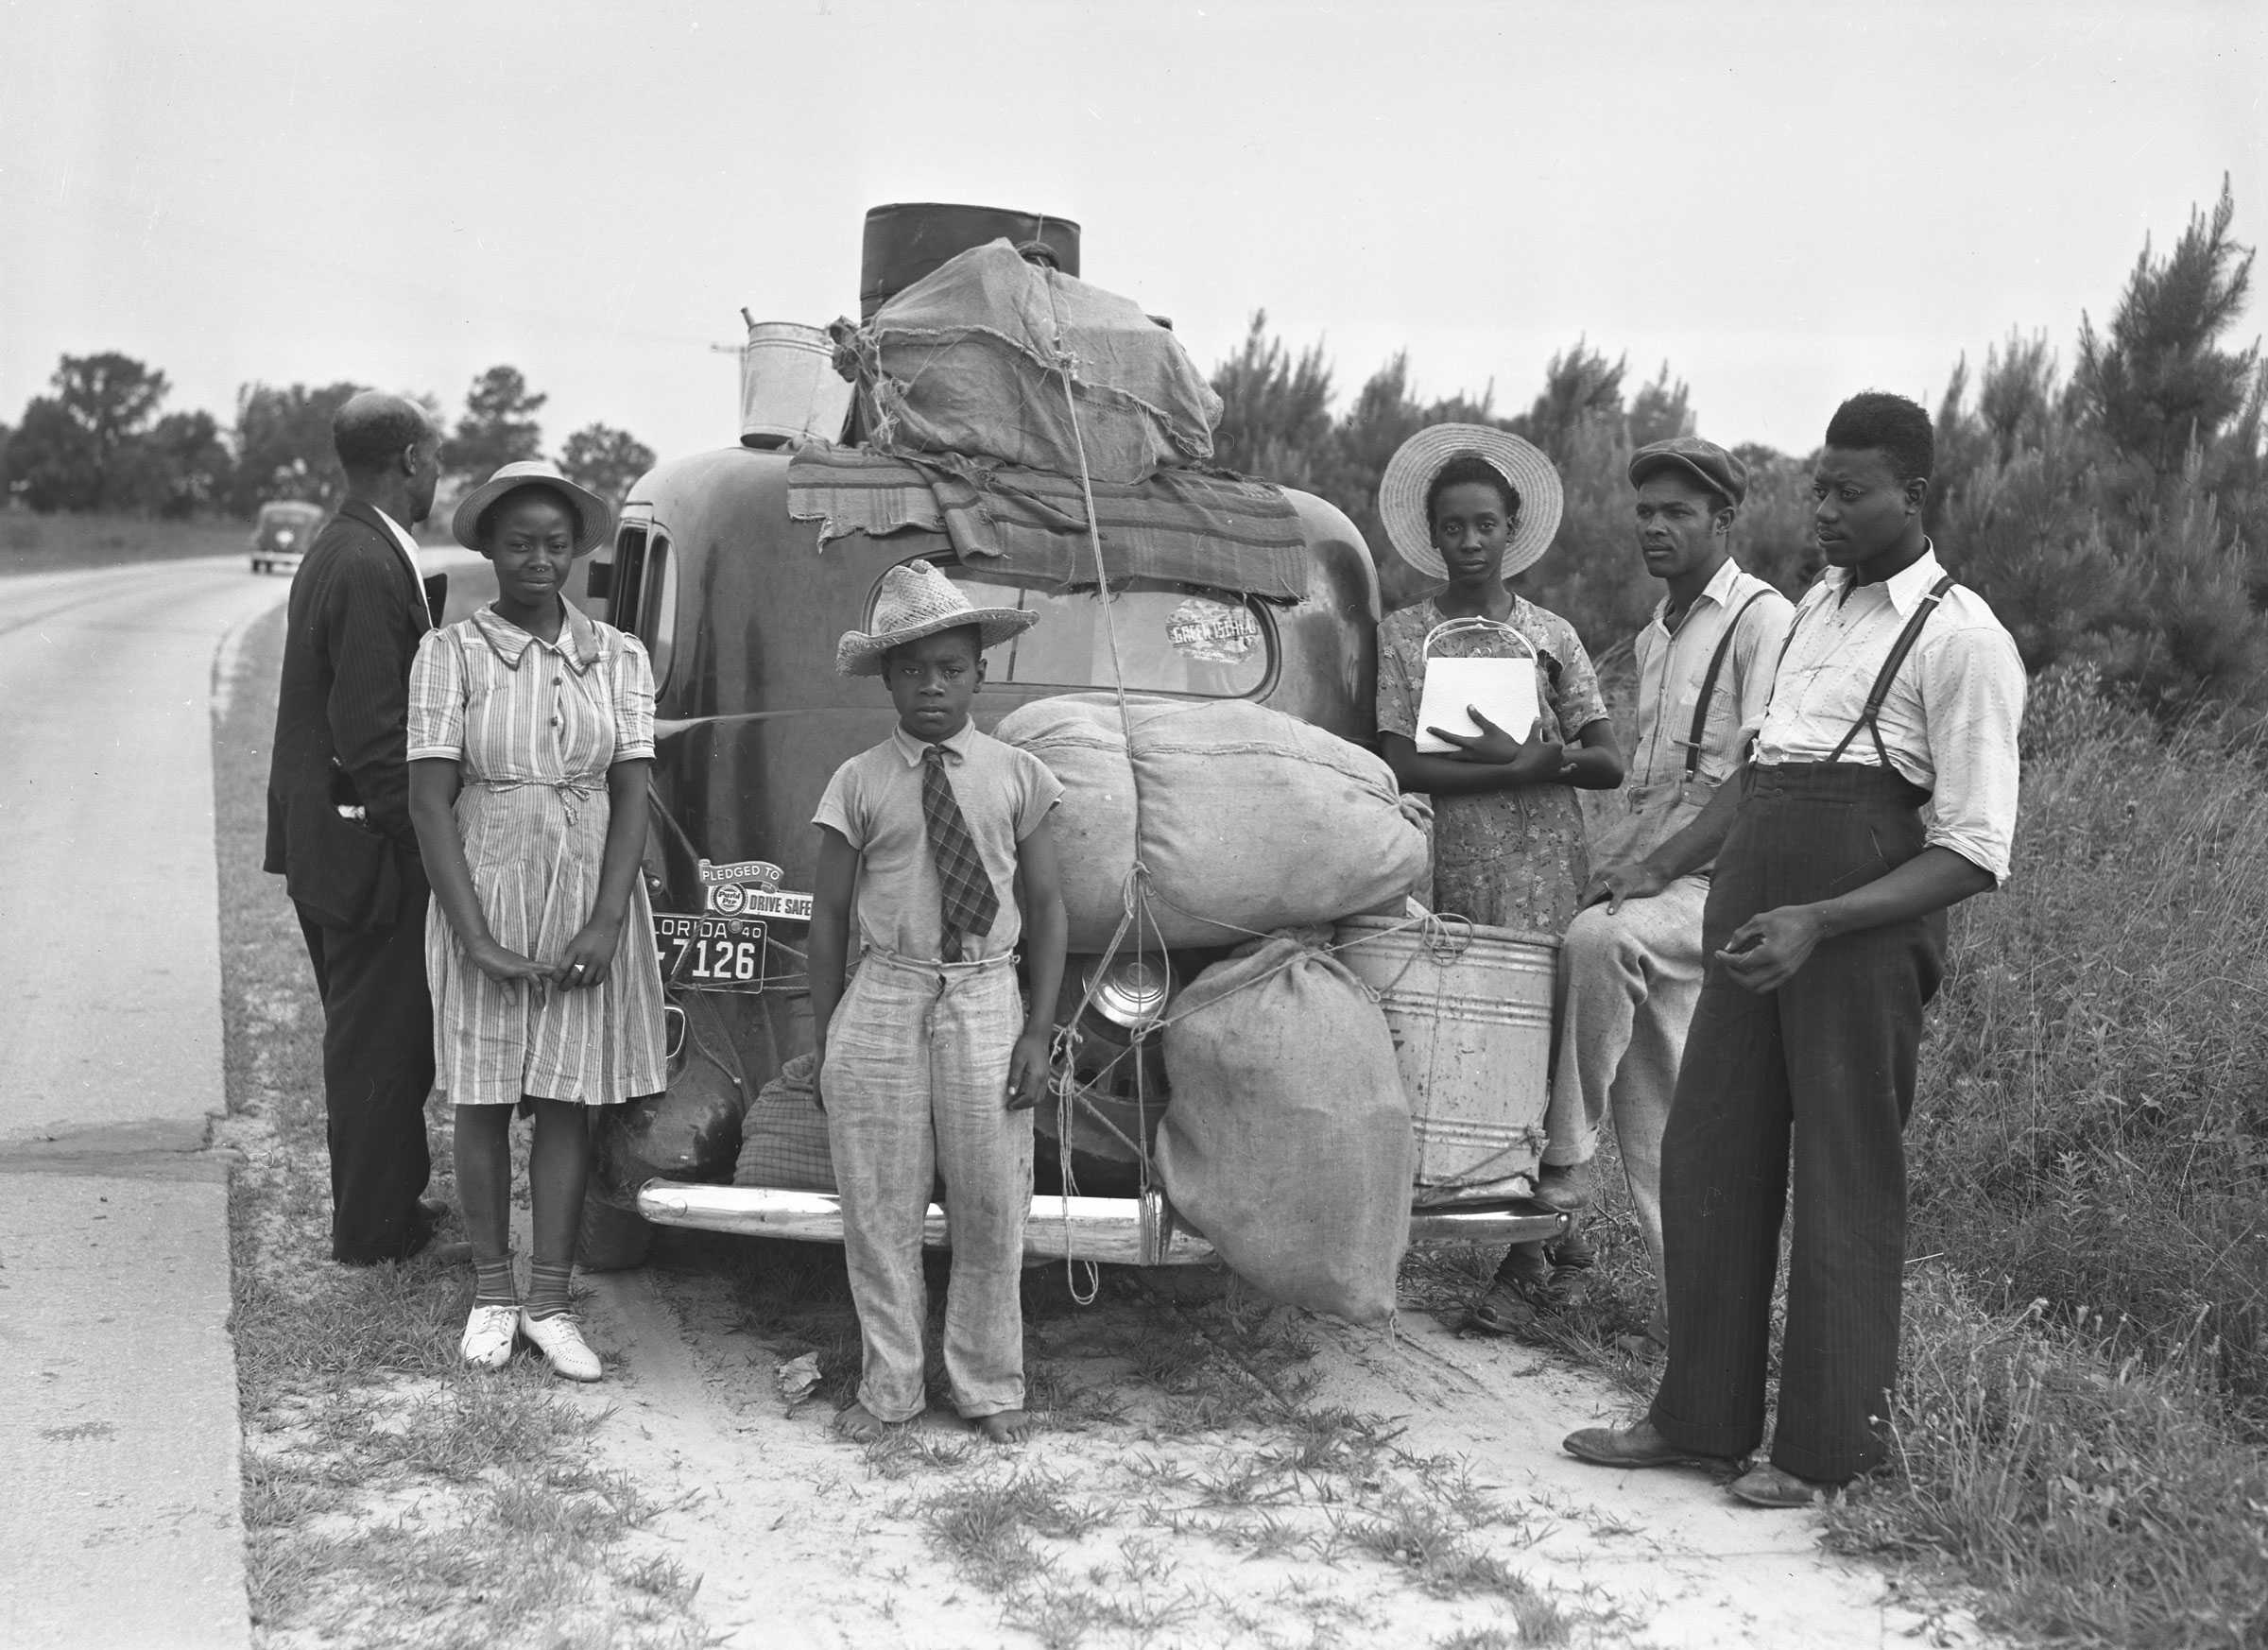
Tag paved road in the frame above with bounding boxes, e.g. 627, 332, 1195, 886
0, 556, 293, 1649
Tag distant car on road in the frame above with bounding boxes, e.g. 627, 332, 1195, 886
249, 501, 325, 576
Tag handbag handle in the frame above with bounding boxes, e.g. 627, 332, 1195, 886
1420, 615, 1537, 662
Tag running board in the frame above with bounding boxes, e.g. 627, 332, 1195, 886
636, 1182, 1568, 1267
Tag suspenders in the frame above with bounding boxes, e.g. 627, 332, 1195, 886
1822, 573, 1958, 767
1676, 588, 1772, 787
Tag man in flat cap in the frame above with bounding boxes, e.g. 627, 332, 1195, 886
1466, 437, 1791, 1340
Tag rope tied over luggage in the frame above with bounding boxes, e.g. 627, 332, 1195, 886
1036, 276, 1466, 1303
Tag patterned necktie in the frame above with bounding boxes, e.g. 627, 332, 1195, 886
921, 745, 999, 962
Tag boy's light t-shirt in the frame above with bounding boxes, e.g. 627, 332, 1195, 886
814, 721, 1064, 963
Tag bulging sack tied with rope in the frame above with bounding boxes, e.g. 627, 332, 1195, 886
836, 239, 1223, 486
992, 695, 1432, 952
1154, 935, 1415, 1324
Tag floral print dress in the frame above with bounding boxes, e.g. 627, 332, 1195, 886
1376, 595, 1608, 936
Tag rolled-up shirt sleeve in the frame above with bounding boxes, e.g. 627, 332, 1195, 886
1917, 625, 2026, 884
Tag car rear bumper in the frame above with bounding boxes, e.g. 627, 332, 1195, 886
635, 1181, 1568, 1266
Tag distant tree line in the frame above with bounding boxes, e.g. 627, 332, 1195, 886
1210, 177, 2268, 717
0, 361, 656, 521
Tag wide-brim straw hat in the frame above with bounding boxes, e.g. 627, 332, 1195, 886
1378, 424, 1564, 581
451, 460, 612, 558
836, 559, 1040, 677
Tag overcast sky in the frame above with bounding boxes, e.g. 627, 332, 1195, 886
4, 0, 2263, 470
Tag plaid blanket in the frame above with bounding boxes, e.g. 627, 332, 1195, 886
787, 444, 1310, 603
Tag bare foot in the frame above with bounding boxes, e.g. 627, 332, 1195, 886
831, 1402, 894, 1443
973, 1408, 1032, 1443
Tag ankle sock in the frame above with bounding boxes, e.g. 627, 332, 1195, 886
524, 1260, 575, 1321
472, 1253, 517, 1307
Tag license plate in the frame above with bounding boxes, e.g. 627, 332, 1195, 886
656, 914, 767, 992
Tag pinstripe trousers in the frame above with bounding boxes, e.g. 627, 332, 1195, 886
822, 948, 1033, 1423
1647, 764, 1945, 1484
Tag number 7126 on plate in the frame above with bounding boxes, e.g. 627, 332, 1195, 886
654, 914, 766, 992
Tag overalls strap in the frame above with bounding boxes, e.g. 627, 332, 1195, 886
1823, 574, 1958, 766
1679, 589, 1772, 785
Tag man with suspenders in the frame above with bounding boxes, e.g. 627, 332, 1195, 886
1468, 438, 1793, 1341
1564, 392, 2025, 1506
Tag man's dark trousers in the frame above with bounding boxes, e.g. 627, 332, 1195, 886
296, 858, 436, 1264
1647, 763, 1945, 1484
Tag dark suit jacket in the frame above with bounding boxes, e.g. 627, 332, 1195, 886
264, 500, 447, 930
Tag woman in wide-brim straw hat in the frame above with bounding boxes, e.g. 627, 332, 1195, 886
404, 459, 667, 1384
1373, 424, 1624, 923
1372, 425, 1625, 1332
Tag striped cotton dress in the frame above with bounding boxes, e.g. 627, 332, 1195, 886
406, 603, 666, 1107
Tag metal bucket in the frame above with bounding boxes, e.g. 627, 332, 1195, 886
739, 321, 854, 449
1333, 915, 1556, 1203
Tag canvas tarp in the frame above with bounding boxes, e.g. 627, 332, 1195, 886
836, 239, 1224, 485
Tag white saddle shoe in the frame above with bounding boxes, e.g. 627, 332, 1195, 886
460, 1303, 519, 1370
519, 1310, 602, 1382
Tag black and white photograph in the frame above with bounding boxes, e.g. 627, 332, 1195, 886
3, 3, 2263, 1646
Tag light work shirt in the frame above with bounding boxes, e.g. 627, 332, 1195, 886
1753, 544, 2026, 883
1627, 559, 1793, 795
1592, 559, 1793, 870
814, 721, 1063, 963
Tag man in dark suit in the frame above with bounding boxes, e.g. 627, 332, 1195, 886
266, 391, 452, 1263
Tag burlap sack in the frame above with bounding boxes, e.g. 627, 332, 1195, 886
1154, 937, 1414, 1323
994, 695, 1430, 952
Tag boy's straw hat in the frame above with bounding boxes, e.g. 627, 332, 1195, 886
836, 559, 1040, 677
1377, 423, 1563, 581
451, 460, 611, 557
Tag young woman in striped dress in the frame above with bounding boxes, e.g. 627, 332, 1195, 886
406, 461, 666, 1382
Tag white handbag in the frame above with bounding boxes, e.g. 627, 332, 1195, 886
1414, 617, 1541, 755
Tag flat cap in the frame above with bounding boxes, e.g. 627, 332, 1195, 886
1629, 436, 1747, 508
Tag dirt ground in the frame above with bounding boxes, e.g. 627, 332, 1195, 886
539, 1233, 1983, 1650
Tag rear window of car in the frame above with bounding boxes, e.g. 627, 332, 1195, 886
930, 564, 1272, 697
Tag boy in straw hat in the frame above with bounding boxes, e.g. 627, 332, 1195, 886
809, 559, 1068, 1443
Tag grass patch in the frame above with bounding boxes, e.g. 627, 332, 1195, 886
1521, 667, 2268, 1649
1827, 1265, 2268, 1649
2, 508, 255, 573
919, 1468, 1104, 1591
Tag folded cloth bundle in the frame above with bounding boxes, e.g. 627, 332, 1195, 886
787, 444, 1310, 604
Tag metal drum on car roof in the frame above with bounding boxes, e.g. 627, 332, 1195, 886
859, 202, 1081, 319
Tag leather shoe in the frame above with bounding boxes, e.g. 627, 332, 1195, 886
1563, 1419, 1730, 1470
520, 1310, 603, 1382
1530, 1160, 1595, 1213
1729, 1463, 1835, 1507
460, 1304, 519, 1370
404, 1203, 472, 1266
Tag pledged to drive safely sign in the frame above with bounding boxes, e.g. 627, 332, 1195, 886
696, 855, 814, 921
